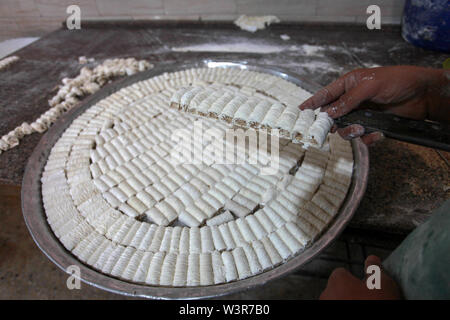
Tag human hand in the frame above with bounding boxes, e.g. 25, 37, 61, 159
300, 66, 449, 145
319, 255, 402, 300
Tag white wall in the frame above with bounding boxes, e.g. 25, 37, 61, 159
0, 0, 406, 41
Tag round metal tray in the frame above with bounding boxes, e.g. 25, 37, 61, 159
22, 60, 369, 299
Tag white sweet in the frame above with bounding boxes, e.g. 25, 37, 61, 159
186, 253, 200, 286
252, 240, 272, 270
199, 253, 214, 285
211, 251, 226, 284
146, 251, 165, 285
206, 210, 234, 226
221, 251, 238, 282
173, 253, 188, 286
307, 112, 334, 146
159, 252, 177, 285
232, 247, 251, 280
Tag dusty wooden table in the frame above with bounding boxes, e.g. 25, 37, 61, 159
0, 21, 448, 234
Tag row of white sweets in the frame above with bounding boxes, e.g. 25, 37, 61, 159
49, 101, 352, 249
0, 57, 153, 155
71, 76, 345, 229
42, 130, 353, 286
170, 85, 334, 147
85, 101, 313, 228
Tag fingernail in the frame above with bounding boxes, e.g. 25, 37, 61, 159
348, 125, 365, 138
370, 132, 385, 144
362, 131, 384, 146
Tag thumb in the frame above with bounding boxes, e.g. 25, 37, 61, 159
364, 255, 382, 280
365, 255, 382, 271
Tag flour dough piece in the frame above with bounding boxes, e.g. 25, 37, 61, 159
234, 15, 280, 33
41, 66, 355, 288
0, 55, 19, 71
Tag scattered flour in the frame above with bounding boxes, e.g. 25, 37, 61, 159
171, 42, 361, 74
172, 42, 286, 54
296, 61, 345, 73
290, 44, 345, 56
365, 63, 382, 68
234, 15, 280, 33
299, 44, 324, 55
172, 42, 345, 55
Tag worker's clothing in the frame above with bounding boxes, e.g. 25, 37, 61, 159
383, 199, 450, 299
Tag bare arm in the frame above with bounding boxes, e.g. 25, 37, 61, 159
299, 66, 450, 144
320, 255, 402, 300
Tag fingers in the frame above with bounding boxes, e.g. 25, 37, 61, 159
299, 77, 346, 110
320, 267, 364, 300
336, 124, 365, 140
322, 82, 375, 119
361, 131, 384, 146
363, 254, 403, 299
329, 267, 357, 282
321, 260, 402, 300
365, 255, 382, 271
336, 124, 385, 147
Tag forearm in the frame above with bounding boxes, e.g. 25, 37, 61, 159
426, 69, 450, 123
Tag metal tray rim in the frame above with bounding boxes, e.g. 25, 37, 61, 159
21, 60, 369, 300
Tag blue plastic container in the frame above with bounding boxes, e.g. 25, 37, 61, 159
402, 0, 450, 53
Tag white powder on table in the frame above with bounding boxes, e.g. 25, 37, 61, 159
172, 42, 286, 54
